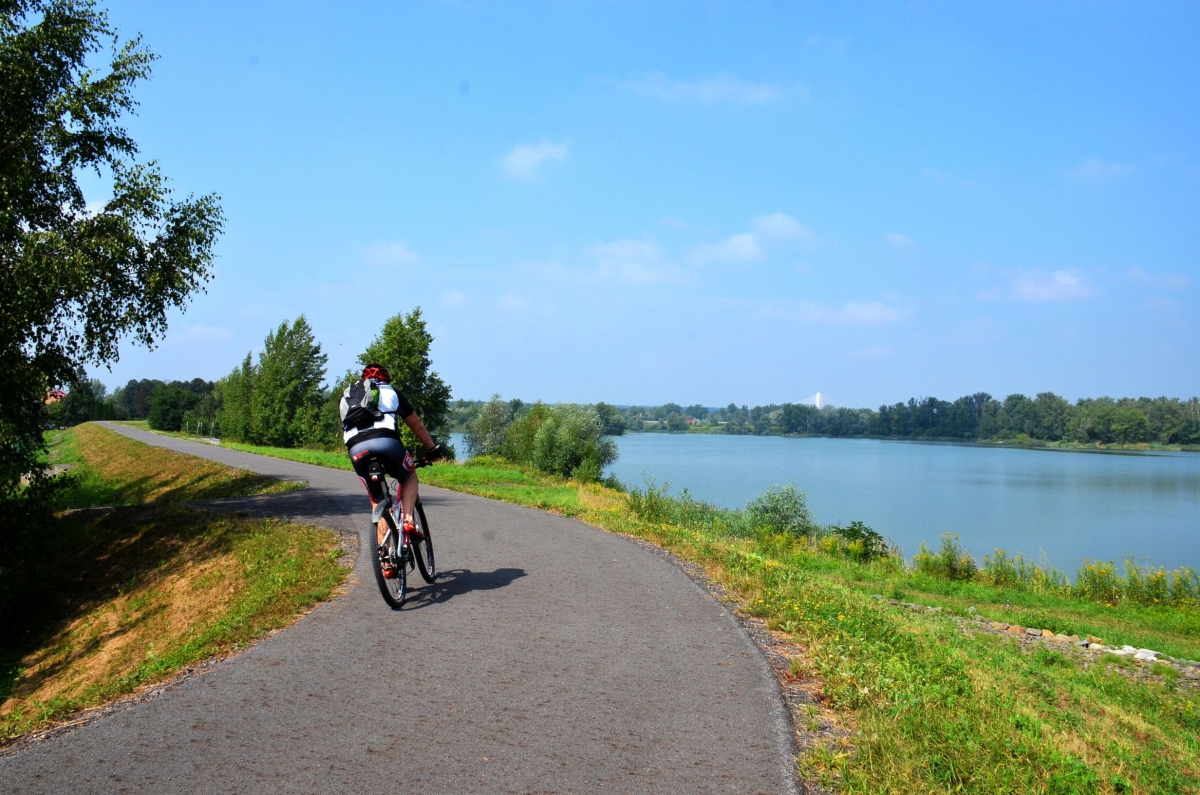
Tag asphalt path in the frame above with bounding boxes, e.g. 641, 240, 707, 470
1, 424, 797, 794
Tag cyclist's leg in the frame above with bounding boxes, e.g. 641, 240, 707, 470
386, 441, 424, 528
370, 437, 418, 531
348, 441, 390, 545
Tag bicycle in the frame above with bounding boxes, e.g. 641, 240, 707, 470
365, 455, 437, 608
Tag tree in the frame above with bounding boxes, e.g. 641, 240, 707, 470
0, 1, 223, 506
147, 384, 199, 431
358, 308, 452, 450
250, 316, 327, 447
215, 354, 254, 442
594, 402, 626, 436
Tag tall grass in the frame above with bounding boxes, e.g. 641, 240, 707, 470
915, 533, 1200, 608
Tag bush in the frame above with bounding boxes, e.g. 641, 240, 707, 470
913, 533, 978, 581
627, 477, 674, 524
530, 404, 616, 482
745, 482, 815, 537
831, 520, 887, 561
465, 394, 513, 457
502, 403, 553, 464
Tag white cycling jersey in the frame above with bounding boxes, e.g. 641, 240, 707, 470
341, 382, 414, 444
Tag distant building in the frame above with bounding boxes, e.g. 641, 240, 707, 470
46, 389, 66, 404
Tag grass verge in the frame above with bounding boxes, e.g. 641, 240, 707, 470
141, 437, 1200, 792
53, 423, 304, 508
0, 425, 346, 744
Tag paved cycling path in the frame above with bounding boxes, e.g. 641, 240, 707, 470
1, 424, 797, 794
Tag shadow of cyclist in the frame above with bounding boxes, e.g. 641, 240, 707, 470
398, 567, 526, 610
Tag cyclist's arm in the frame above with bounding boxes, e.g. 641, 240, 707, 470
403, 412, 437, 452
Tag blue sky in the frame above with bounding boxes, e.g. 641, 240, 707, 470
86, 1, 1199, 407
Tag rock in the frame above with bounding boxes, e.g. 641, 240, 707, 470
1111, 646, 1137, 657
870, 594, 883, 599
1087, 635, 1103, 645
1041, 629, 1055, 638
1134, 649, 1160, 662
1053, 634, 1072, 643
1068, 635, 1080, 643
992, 622, 1009, 630
1075, 640, 1089, 648
1008, 625, 1025, 634
928, 606, 943, 613
1183, 667, 1200, 680
1088, 643, 1104, 651
887, 599, 900, 605
1025, 627, 1042, 637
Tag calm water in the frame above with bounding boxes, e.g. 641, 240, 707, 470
452, 432, 1200, 573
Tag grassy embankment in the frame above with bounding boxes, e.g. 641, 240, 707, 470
0, 424, 348, 743
210, 434, 1199, 794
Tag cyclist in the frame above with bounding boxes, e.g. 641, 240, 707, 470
341, 363, 441, 575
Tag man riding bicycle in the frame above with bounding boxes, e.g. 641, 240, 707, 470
340, 363, 441, 577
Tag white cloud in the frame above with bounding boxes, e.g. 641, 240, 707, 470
1012, 269, 1098, 302
848, 345, 892, 360
689, 232, 763, 264
498, 294, 531, 311
587, 239, 675, 285
361, 241, 420, 266
1062, 158, 1133, 184
690, 213, 814, 264
501, 140, 569, 180
440, 290, 468, 307
617, 73, 798, 106
753, 212, 814, 241
1127, 268, 1190, 289
885, 233, 917, 250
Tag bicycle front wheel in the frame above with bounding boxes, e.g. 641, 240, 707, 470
413, 500, 436, 583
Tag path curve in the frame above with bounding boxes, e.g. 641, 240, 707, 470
2, 425, 797, 794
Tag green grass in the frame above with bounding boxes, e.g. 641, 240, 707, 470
1, 425, 346, 743
49, 424, 303, 508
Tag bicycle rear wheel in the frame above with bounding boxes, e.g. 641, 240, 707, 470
412, 500, 436, 583
370, 528, 407, 607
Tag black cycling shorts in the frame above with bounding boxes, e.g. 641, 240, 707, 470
348, 435, 415, 503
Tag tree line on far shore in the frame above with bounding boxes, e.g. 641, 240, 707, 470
448, 392, 1200, 446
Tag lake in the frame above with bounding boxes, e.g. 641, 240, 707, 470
452, 431, 1200, 573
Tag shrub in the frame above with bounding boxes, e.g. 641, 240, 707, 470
913, 533, 978, 581
745, 482, 815, 537
502, 403, 553, 464
465, 394, 513, 457
627, 477, 673, 524
530, 404, 616, 482
831, 520, 887, 561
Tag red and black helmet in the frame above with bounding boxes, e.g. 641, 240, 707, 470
361, 362, 391, 383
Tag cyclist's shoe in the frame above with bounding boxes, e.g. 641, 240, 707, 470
378, 545, 398, 579
402, 520, 424, 542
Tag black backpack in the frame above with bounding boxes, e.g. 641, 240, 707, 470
340, 378, 384, 431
